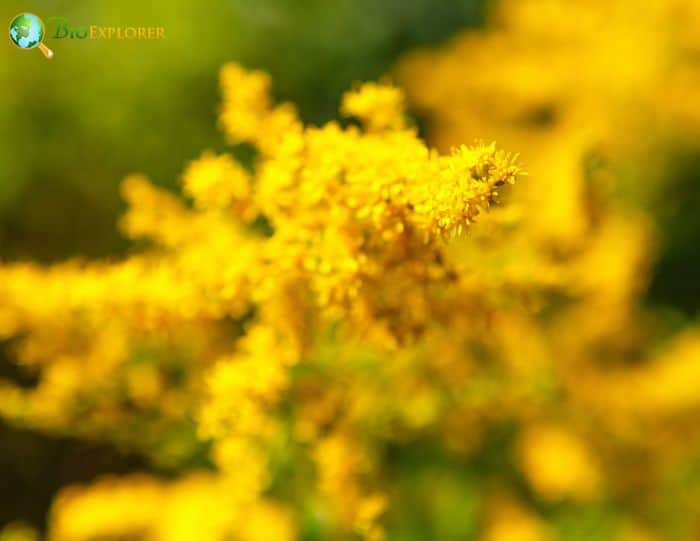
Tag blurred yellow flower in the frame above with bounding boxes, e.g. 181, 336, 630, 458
518, 425, 602, 501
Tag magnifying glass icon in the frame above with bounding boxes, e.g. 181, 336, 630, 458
9, 13, 54, 59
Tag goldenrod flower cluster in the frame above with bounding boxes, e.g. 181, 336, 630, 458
3, 1, 699, 535
0, 64, 521, 540
396, 0, 700, 537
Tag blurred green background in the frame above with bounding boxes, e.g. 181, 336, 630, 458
1, 0, 699, 535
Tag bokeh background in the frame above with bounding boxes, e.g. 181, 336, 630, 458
1, 0, 699, 538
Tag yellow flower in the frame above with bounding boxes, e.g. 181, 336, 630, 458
341, 82, 406, 131
483, 499, 551, 541
0, 61, 523, 540
182, 151, 253, 217
518, 425, 602, 501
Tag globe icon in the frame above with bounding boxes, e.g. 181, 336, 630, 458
9, 13, 54, 58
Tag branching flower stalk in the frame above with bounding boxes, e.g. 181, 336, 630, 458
0, 64, 520, 541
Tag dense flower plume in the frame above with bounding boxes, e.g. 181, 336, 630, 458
0, 64, 521, 540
